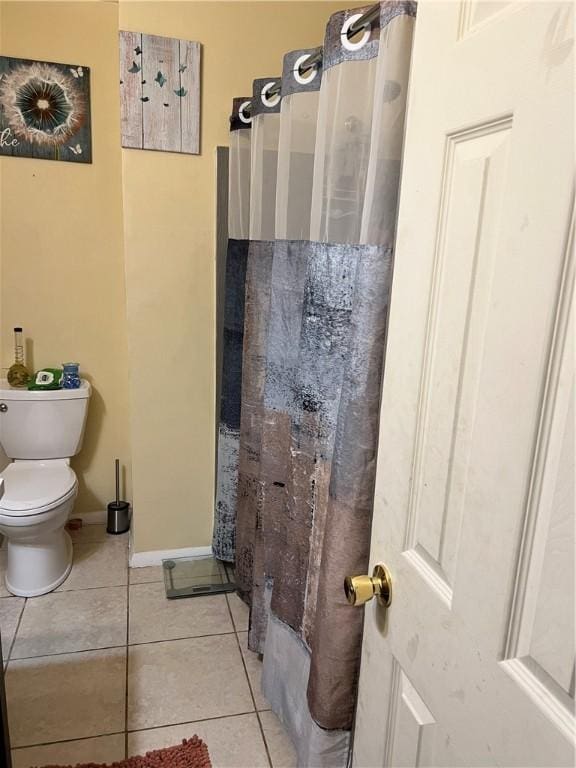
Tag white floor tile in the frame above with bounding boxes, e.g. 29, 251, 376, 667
128, 634, 253, 731
12, 733, 125, 768
12, 586, 127, 658
238, 631, 269, 711
227, 592, 249, 631
57, 537, 128, 591
260, 711, 298, 768
129, 564, 164, 584
128, 713, 270, 768
6, 647, 126, 748
129, 583, 233, 644
0, 596, 25, 659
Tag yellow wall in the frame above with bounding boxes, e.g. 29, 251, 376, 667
120, 1, 346, 553
0, 0, 349, 554
0, 2, 132, 509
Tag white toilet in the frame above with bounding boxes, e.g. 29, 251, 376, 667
0, 380, 91, 597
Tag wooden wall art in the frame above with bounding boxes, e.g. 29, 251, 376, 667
120, 31, 201, 155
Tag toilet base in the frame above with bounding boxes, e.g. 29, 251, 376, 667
5, 530, 73, 598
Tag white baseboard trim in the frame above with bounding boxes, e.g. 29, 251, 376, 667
129, 545, 212, 568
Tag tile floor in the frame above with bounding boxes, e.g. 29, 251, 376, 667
0, 523, 297, 767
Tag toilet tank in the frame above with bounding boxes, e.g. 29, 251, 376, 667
0, 380, 91, 460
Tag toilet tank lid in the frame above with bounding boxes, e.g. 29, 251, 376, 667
0, 380, 91, 401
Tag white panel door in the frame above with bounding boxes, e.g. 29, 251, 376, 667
353, 1, 574, 766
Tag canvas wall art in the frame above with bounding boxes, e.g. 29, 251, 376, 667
120, 31, 200, 155
0, 56, 92, 163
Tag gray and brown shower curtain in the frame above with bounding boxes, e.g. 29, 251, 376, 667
213, 97, 251, 561
213, 3, 416, 764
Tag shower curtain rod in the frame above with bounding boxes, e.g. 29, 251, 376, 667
245, 1, 381, 110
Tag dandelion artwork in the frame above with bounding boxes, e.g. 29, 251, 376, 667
0, 56, 91, 163
120, 31, 200, 154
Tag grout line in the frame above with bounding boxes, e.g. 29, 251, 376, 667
128, 573, 164, 586
225, 594, 273, 768
128, 631, 236, 647
9, 644, 127, 664
6, 596, 27, 664
0, 581, 131, 599
52, 583, 127, 595
8, 630, 239, 663
124, 557, 130, 757
126, 709, 259, 735
254, 693, 274, 766
2, 580, 135, 597
12, 730, 126, 751
227, 592, 249, 634
0, 579, 131, 598
14, 710, 265, 751
54, 582, 129, 594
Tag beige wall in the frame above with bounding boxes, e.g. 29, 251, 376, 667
0, 2, 132, 509
120, 1, 346, 553
0, 0, 348, 554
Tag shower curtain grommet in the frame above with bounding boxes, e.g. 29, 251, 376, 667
293, 53, 318, 85
260, 81, 281, 109
238, 100, 252, 124
340, 13, 371, 51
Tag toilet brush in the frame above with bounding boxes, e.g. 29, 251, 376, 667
107, 459, 130, 534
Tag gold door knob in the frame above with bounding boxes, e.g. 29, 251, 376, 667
344, 564, 392, 607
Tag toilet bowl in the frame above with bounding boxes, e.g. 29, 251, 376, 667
0, 380, 91, 597
0, 461, 78, 596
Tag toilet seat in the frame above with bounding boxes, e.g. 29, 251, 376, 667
0, 461, 77, 517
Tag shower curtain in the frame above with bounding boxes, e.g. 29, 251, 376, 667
213, 97, 251, 561
214, 2, 416, 764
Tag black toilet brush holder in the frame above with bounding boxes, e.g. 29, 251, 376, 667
107, 459, 130, 535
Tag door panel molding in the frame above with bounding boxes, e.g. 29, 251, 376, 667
458, 1, 517, 40
383, 658, 437, 768
404, 116, 513, 605
502, 199, 575, 733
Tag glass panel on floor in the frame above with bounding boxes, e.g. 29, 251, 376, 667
162, 555, 236, 599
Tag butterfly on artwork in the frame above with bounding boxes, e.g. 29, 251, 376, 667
69, 143, 83, 155
69, 66, 84, 78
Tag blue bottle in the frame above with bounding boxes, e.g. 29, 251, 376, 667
62, 362, 81, 389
